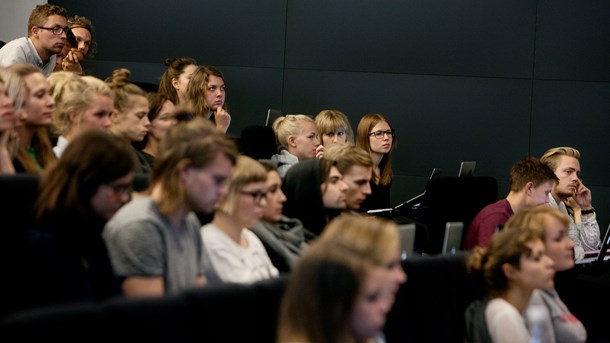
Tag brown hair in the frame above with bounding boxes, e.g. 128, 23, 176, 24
158, 57, 198, 105
151, 117, 238, 215
37, 129, 137, 219
28, 4, 67, 36
324, 142, 373, 175
356, 113, 396, 185
68, 15, 97, 57
184, 65, 226, 119
508, 157, 557, 192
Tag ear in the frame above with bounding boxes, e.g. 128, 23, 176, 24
177, 159, 192, 182
30, 26, 39, 39
287, 135, 297, 147
110, 110, 121, 123
524, 181, 534, 194
501, 262, 518, 280
68, 108, 79, 124
171, 77, 180, 90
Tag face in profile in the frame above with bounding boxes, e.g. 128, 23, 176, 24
173, 64, 197, 102
341, 165, 373, 210
290, 120, 320, 161
76, 92, 113, 133
111, 95, 150, 142
262, 170, 287, 223
349, 266, 392, 340
543, 214, 575, 272
321, 166, 348, 209
90, 172, 134, 220
0, 81, 15, 132
384, 239, 408, 297
22, 72, 54, 127
236, 181, 267, 228
148, 100, 176, 142
511, 239, 555, 291
183, 152, 233, 214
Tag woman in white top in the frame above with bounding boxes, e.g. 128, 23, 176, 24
201, 155, 279, 285
466, 208, 556, 343
48, 72, 114, 157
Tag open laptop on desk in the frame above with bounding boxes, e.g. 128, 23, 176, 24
458, 161, 476, 177
265, 109, 282, 127
575, 223, 610, 265
368, 167, 442, 215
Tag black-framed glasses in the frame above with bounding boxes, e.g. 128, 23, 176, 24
240, 190, 267, 203
37, 26, 70, 35
369, 130, 393, 139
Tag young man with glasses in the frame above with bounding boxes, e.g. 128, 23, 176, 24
0, 4, 69, 76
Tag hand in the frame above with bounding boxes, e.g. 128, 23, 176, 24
214, 107, 231, 133
61, 49, 83, 74
315, 144, 325, 159
573, 179, 593, 210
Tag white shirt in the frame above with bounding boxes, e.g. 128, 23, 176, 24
486, 298, 531, 343
0, 37, 57, 76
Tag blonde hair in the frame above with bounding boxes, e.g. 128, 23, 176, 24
540, 147, 581, 171
314, 109, 354, 144
324, 142, 373, 174
320, 213, 399, 266
217, 155, 267, 215
272, 114, 315, 151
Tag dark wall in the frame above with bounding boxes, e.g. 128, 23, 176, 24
54, 0, 610, 228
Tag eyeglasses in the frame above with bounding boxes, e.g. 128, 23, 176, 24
37, 26, 70, 35
369, 130, 393, 139
240, 190, 267, 203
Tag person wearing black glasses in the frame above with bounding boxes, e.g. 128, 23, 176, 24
356, 113, 397, 213
0, 4, 69, 76
201, 155, 279, 285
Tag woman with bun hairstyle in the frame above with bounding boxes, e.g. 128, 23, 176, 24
158, 57, 198, 105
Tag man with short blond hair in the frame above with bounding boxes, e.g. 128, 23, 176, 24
0, 4, 69, 76
541, 146, 600, 260
325, 142, 374, 212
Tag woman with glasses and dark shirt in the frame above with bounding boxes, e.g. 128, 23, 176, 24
200, 155, 279, 285
356, 113, 397, 212
4, 129, 137, 317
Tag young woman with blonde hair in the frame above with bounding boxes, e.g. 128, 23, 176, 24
271, 114, 324, 178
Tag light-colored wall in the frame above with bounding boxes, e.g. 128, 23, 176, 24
0, 0, 46, 43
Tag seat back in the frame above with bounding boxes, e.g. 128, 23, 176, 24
421, 176, 498, 254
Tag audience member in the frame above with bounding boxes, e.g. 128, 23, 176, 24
53, 28, 82, 74
464, 157, 557, 250
464, 211, 555, 343
277, 239, 393, 343
184, 65, 231, 133
138, 92, 176, 167
324, 142, 373, 213
321, 214, 407, 299
249, 160, 311, 273
103, 118, 237, 297
158, 57, 198, 106
106, 68, 151, 173
540, 147, 600, 260
271, 114, 323, 178
201, 155, 279, 285
314, 109, 354, 146
17, 129, 137, 313
9, 63, 56, 173
0, 67, 22, 174
48, 72, 114, 157
519, 206, 587, 343
0, 4, 69, 76
356, 113, 396, 212
68, 15, 96, 59
282, 158, 348, 237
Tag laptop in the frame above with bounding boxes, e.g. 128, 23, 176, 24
378, 167, 442, 214
398, 224, 417, 261
576, 223, 610, 265
265, 109, 282, 127
458, 161, 476, 177
442, 221, 464, 254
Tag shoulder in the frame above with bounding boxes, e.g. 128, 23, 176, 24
104, 198, 164, 236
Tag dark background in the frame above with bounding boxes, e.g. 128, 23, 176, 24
54, 0, 610, 229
